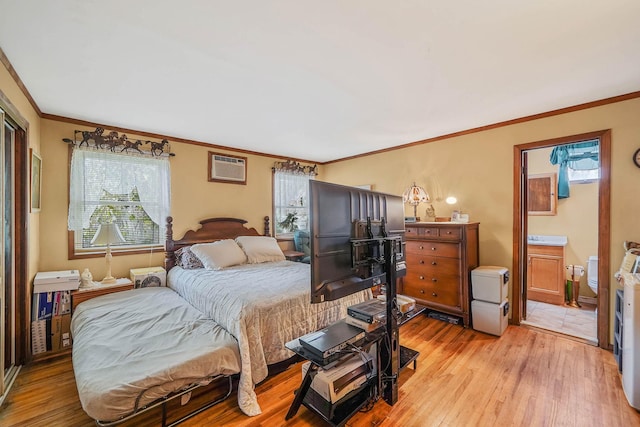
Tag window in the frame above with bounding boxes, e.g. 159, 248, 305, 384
273, 170, 314, 237
68, 148, 170, 256
550, 140, 599, 198
568, 167, 599, 183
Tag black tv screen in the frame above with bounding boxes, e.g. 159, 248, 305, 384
309, 181, 405, 303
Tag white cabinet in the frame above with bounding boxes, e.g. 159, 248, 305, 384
622, 273, 640, 409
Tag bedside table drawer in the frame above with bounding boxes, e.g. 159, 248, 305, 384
72, 279, 133, 310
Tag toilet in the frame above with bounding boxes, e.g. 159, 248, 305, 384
588, 256, 598, 294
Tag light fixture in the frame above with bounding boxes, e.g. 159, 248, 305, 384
91, 223, 126, 285
445, 196, 458, 205
402, 182, 430, 220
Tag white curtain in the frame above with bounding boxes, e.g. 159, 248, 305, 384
273, 170, 313, 233
68, 147, 171, 231
274, 171, 309, 208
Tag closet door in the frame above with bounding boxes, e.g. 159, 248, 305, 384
0, 111, 17, 398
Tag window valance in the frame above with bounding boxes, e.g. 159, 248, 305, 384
62, 127, 175, 158
272, 160, 318, 176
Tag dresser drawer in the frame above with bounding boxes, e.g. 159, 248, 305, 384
437, 227, 461, 240
403, 278, 460, 307
405, 267, 460, 288
405, 226, 439, 238
406, 253, 460, 276
405, 240, 460, 258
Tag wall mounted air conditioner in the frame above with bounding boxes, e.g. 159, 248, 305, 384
130, 267, 166, 288
209, 153, 246, 183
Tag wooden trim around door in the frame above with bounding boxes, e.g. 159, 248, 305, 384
512, 130, 611, 349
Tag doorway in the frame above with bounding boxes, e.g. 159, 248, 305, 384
512, 130, 611, 349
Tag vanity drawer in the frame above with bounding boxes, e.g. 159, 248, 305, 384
405, 241, 460, 258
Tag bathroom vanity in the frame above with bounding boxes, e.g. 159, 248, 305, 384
526, 235, 567, 305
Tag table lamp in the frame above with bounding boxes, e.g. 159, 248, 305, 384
91, 223, 126, 285
402, 182, 430, 221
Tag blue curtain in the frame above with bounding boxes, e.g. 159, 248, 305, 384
549, 140, 599, 199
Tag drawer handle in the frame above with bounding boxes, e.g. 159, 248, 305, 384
419, 275, 424, 280
419, 260, 425, 264
446, 231, 452, 235
432, 292, 438, 297
419, 245, 424, 250
431, 247, 436, 251
420, 289, 425, 294
431, 261, 437, 265
431, 278, 438, 282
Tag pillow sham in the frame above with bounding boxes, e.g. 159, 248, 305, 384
190, 239, 247, 270
235, 236, 285, 264
175, 246, 204, 269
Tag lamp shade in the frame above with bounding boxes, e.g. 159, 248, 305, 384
402, 183, 430, 206
91, 223, 126, 246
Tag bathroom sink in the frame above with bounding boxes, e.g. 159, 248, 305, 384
527, 235, 568, 246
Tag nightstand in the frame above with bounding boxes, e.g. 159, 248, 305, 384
283, 250, 305, 261
71, 278, 134, 310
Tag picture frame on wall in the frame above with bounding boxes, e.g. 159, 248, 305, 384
208, 151, 247, 185
30, 149, 42, 212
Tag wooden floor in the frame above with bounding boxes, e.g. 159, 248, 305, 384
1, 315, 639, 427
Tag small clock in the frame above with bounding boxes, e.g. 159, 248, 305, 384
634, 148, 640, 168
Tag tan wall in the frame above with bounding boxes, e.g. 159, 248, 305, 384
527, 146, 598, 298
0, 64, 41, 288
39, 119, 318, 278
323, 97, 640, 343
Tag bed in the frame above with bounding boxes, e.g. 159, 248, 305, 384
71, 287, 241, 426
164, 216, 372, 416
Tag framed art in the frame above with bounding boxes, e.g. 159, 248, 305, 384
208, 151, 247, 185
30, 149, 42, 212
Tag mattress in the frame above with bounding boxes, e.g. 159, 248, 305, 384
168, 261, 371, 416
71, 287, 241, 422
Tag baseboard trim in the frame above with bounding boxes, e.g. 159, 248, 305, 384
579, 295, 597, 306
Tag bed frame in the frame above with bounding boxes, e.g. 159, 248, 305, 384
96, 376, 234, 427
164, 216, 271, 271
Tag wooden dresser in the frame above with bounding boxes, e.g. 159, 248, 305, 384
401, 222, 479, 327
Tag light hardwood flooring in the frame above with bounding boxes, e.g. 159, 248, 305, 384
1, 315, 639, 427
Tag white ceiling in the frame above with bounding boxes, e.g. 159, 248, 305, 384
1, 1, 639, 163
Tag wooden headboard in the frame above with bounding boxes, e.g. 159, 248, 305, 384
164, 216, 271, 271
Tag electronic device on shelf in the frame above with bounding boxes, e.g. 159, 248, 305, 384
301, 349, 376, 404
299, 320, 365, 359
348, 299, 386, 324
130, 267, 166, 288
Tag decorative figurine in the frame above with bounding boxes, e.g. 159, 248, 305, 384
80, 268, 94, 288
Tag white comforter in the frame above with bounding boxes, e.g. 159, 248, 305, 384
168, 261, 371, 416
71, 287, 241, 422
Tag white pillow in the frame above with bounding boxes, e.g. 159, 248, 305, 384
190, 239, 247, 270
235, 236, 285, 264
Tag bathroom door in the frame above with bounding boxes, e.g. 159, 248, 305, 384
521, 150, 529, 320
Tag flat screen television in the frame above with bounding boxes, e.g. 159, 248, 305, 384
309, 181, 405, 303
